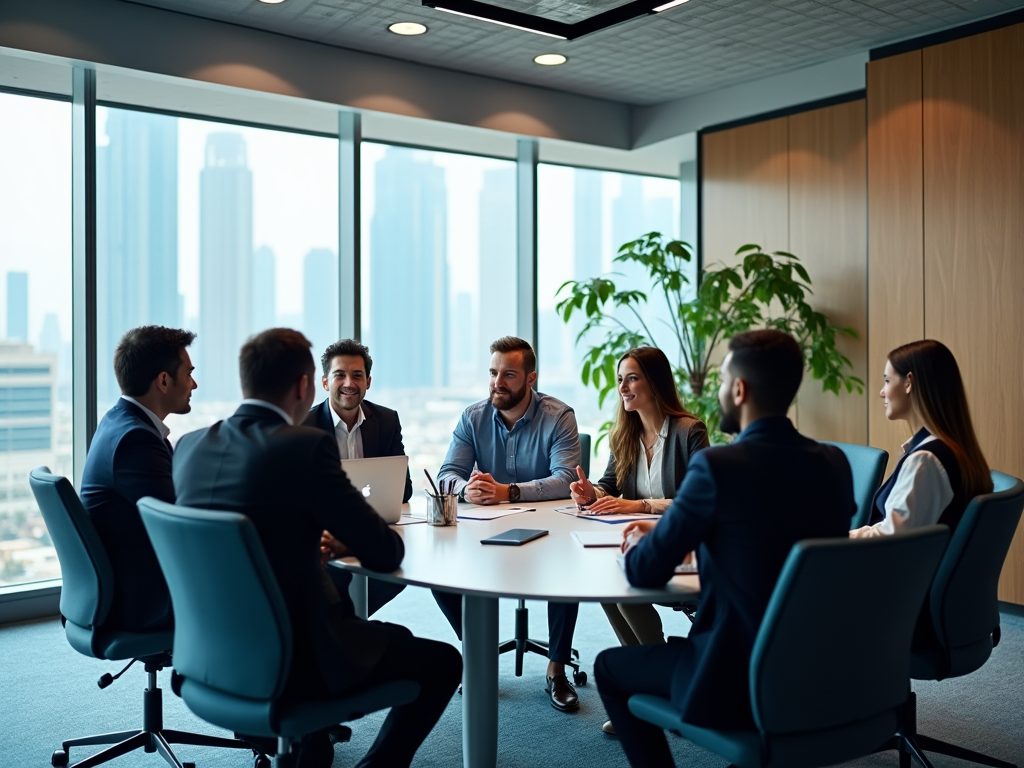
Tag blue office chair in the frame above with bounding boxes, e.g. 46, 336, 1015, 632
883, 470, 1024, 768
579, 432, 591, 478
821, 441, 889, 529
628, 526, 949, 768
137, 497, 420, 768
28, 467, 252, 768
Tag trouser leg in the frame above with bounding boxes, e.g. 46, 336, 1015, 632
602, 602, 641, 646
546, 602, 579, 664
618, 603, 665, 645
432, 589, 463, 639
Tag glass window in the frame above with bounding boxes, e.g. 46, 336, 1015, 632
0, 92, 72, 587
96, 108, 339, 437
537, 165, 684, 470
360, 143, 517, 488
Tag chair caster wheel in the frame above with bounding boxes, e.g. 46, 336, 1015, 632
573, 670, 587, 686
254, 755, 272, 768
183, 763, 196, 768
51, 750, 69, 767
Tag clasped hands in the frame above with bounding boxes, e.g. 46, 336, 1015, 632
569, 465, 647, 515
464, 470, 509, 505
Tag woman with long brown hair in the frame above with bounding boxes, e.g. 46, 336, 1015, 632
570, 347, 708, 648
851, 339, 991, 538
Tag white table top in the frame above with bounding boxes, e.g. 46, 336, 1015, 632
337, 498, 699, 603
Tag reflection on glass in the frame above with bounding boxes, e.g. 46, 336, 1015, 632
360, 144, 517, 491
0, 93, 72, 586
96, 107, 339, 440
538, 165, 683, 469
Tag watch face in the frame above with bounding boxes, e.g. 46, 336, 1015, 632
508, 484, 520, 502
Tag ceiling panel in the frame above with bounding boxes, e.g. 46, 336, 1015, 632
126, 0, 1024, 105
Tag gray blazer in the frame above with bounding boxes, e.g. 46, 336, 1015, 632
596, 415, 709, 500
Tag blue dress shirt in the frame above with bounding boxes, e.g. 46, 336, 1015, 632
438, 390, 581, 502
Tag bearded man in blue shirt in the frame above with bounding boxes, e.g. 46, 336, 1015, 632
436, 336, 583, 712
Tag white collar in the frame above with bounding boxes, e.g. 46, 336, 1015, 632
329, 400, 365, 432
120, 396, 170, 440
241, 398, 294, 426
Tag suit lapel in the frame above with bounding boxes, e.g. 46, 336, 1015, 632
360, 402, 379, 457
316, 400, 334, 434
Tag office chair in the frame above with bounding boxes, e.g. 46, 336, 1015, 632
28, 467, 252, 768
137, 497, 420, 768
821, 441, 889, 529
881, 470, 1024, 768
496, 432, 589, 685
628, 526, 949, 768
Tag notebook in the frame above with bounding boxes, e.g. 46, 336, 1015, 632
340, 455, 409, 524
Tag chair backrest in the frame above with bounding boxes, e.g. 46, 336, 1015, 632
138, 497, 292, 703
28, 466, 114, 631
749, 526, 949, 736
821, 441, 889, 529
924, 470, 1024, 669
579, 433, 591, 478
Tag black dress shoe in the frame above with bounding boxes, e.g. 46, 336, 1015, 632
545, 674, 580, 712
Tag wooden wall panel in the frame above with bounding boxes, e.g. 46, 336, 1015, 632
866, 51, 925, 472
789, 100, 868, 444
922, 24, 1024, 602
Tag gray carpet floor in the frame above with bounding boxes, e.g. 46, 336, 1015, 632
2, 588, 1022, 768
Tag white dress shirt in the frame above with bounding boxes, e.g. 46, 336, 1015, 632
635, 417, 672, 513
120, 395, 171, 441
329, 401, 365, 460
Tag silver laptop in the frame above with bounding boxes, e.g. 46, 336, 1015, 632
340, 455, 409, 524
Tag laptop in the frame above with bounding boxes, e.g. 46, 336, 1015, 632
340, 455, 409, 524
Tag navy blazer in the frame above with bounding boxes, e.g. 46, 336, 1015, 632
80, 399, 175, 632
303, 399, 413, 503
174, 404, 405, 698
625, 416, 854, 729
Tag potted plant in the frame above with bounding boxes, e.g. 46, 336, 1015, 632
555, 234, 863, 443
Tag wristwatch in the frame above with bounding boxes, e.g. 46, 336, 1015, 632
508, 483, 521, 503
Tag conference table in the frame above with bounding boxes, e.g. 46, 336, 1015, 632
335, 497, 700, 768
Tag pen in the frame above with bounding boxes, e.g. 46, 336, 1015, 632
424, 468, 440, 497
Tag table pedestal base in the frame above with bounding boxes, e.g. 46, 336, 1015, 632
462, 595, 498, 768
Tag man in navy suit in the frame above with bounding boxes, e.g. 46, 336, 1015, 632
303, 339, 411, 616
80, 326, 197, 632
595, 330, 854, 767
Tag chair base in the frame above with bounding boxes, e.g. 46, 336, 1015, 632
496, 600, 585, 685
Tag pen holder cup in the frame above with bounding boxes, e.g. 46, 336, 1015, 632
426, 493, 459, 526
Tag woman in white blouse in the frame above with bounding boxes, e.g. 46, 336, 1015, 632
569, 347, 708, 649
851, 339, 991, 538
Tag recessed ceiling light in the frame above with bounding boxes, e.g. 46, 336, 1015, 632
257, 0, 286, 4
388, 21, 428, 35
533, 53, 567, 66
653, 0, 690, 11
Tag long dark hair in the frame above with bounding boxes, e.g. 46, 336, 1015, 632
608, 347, 693, 490
888, 340, 992, 498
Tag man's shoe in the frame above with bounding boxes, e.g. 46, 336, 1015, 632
602, 720, 616, 735
545, 674, 580, 712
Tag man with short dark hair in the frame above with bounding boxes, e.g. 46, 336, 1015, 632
81, 325, 197, 631
595, 329, 856, 768
436, 336, 583, 712
303, 338, 412, 616
173, 329, 461, 768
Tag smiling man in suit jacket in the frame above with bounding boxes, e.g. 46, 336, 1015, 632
303, 338, 411, 616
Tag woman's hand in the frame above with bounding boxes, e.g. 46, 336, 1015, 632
581, 496, 645, 515
569, 465, 597, 507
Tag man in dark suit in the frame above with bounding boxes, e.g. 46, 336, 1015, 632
173, 328, 461, 768
595, 330, 855, 768
303, 339, 412, 617
80, 326, 197, 632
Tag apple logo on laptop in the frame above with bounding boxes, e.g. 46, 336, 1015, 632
361, 484, 372, 498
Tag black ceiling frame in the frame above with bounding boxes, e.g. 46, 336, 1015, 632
421, 0, 678, 40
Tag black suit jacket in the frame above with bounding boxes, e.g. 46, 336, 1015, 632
625, 417, 854, 729
303, 398, 413, 503
173, 404, 405, 697
80, 399, 175, 632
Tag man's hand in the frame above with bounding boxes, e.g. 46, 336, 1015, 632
464, 471, 509, 505
621, 519, 657, 555
582, 496, 645, 515
320, 531, 351, 565
569, 465, 597, 508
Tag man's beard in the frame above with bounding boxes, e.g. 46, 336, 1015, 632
718, 400, 741, 435
490, 383, 527, 411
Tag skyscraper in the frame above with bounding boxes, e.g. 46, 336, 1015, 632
302, 247, 337, 362
252, 245, 277, 332
478, 166, 516, 367
199, 132, 253, 402
368, 147, 448, 388
96, 110, 179, 403
5, 272, 27, 342
574, 168, 604, 279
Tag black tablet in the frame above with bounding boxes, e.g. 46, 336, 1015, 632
480, 528, 549, 546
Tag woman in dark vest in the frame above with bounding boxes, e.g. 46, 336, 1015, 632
852, 339, 991, 538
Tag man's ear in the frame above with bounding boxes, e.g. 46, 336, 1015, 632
321, 375, 330, 392
297, 373, 310, 402
154, 371, 171, 394
365, 375, 371, 391
732, 376, 748, 406
527, 371, 538, 389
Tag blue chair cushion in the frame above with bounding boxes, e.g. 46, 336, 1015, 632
64, 620, 173, 662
